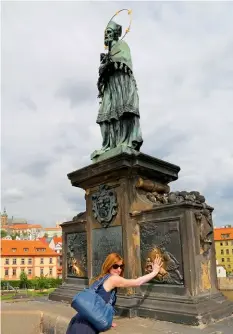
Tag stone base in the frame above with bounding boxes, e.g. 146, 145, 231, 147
113, 292, 233, 326
146, 292, 232, 325
49, 278, 88, 303
49, 288, 233, 326
68, 151, 181, 188
63, 152, 233, 326
49, 284, 78, 304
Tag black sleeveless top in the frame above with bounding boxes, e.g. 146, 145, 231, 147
95, 282, 117, 305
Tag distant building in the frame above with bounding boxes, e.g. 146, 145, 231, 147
7, 224, 43, 239
49, 236, 62, 253
43, 223, 62, 237
0, 208, 8, 227
1, 207, 27, 228
2, 235, 12, 240
1, 208, 42, 240
216, 264, 227, 278
48, 236, 62, 278
7, 218, 28, 226
0, 240, 59, 280
214, 226, 233, 274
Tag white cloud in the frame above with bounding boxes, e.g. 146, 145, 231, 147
2, 188, 24, 202
2, 1, 233, 226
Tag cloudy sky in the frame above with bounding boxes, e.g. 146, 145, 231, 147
1, 1, 233, 227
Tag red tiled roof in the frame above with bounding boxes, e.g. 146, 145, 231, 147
53, 237, 62, 244
214, 227, 233, 241
0, 240, 59, 256
8, 224, 42, 230
44, 227, 61, 231
39, 237, 49, 245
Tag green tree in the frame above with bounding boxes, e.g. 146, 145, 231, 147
0, 229, 7, 238
20, 271, 29, 289
11, 232, 20, 240
36, 275, 47, 291
23, 231, 28, 238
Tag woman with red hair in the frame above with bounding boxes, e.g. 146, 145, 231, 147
66, 252, 163, 334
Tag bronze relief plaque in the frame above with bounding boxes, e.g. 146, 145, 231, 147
92, 225, 122, 277
140, 221, 184, 285
67, 232, 87, 278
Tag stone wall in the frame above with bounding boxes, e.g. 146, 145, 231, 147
218, 277, 233, 290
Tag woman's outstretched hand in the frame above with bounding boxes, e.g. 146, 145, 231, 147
159, 266, 167, 276
152, 255, 163, 276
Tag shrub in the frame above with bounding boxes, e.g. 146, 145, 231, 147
1, 280, 20, 288
1, 277, 62, 290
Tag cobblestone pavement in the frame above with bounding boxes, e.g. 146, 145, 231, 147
2, 300, 233, 334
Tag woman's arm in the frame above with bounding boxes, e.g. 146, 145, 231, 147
108, 256, 163, 289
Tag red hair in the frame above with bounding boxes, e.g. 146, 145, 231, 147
91, 253, 124, 283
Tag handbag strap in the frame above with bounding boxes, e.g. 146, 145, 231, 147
108, 288, 116, 306
92, 274, 116, 306
93, 274, 111, 291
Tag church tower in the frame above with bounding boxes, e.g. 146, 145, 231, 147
1, 207, 8, 227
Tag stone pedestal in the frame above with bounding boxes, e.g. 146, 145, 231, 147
49, 212, 89, 302
50, 152, 233, 325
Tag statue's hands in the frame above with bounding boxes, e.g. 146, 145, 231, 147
100, 53, 106, 63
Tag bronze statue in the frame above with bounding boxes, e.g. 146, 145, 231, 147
91, 10, 143, 161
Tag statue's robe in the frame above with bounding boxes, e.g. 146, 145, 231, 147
96, 40, 143, 154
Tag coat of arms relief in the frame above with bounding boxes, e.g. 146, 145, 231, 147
92, 184, 118, 228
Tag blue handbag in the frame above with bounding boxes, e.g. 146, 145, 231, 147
71, 274, 116, 332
